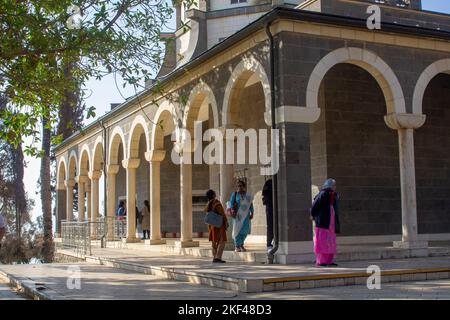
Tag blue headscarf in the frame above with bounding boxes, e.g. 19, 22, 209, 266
322, 178, 336, 190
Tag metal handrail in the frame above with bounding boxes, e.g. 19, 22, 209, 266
61, 216, 128, 254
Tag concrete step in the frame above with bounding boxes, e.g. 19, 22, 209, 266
56, 248, 450, 294
105, 240, 450, 264
143, 243, 269, 264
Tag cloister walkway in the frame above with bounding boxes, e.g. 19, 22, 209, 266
52, 241, 450, 293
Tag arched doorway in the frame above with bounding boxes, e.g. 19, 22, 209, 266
222, 57, 272, 246
127, 117, 150, 240
149, 104, 179, 244
311, 62, 402, 239
414, 60, 450, 235
183, 83, 219, 240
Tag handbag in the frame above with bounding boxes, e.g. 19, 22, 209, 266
204, 211, 223, 228
225, 192, 238, 218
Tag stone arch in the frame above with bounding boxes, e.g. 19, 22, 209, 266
109, 126, 126, 165
150, 101, 178, 151
57, 157, 67, 190
306, 47, 406, 115
182, 81, 219, 131
222, 56, 271, 126
78, 145, 91, 176
92, 137, 104, 172
127, 115, 150, 159
68, 151, 78, 180
413, 59, 450, 115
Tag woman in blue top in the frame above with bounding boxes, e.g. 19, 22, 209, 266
116, 201, 126, 220
229, 179, 254, 252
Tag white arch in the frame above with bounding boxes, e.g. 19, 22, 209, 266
78, 144, 91, 176
306, 47, 406, 114
150, 100, 179, 151
413, 59, 450, 115
222, 56, 271, 126
68, 151, 78, 179
57, 157, 67, 190
127, 115, 150, 159
182, 81, 219, 129
108, 126, 126, 165
92, 136, 104, 172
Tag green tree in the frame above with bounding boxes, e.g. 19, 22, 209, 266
0, 0, 194, 153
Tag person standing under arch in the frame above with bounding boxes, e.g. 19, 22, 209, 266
311, 178, 340, 267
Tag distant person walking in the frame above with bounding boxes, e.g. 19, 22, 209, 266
141, 200, 150, 240
262, 178, 273, 250
310, 178, 340, 267
205, 190, 228, 263
228, 179, 254, 252
116, 201, 126, 220
0, 213, 5, 248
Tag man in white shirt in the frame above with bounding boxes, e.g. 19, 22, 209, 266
0, 213, 6, 246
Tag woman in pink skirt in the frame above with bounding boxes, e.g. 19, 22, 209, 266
310, 179, 340, 267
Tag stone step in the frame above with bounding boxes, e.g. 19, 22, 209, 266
56, 249, 450, 294
107, 240, 450, 264
143, 243, 269, 264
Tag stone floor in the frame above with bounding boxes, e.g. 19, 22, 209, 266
69, 246, 450, 281
1, 262, 450, 300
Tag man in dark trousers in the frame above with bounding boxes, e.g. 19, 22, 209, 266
262, 178, 274, 250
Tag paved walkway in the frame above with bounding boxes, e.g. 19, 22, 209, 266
73, 246, 450, 280
1, 262, 450, 300
0, 263, 238, 300
249, 279, 450, 300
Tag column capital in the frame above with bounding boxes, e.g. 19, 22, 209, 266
145, 150, 166, 162
106, 164, 120, 175
122, 158, 140, 169
274, 106, 321, 124
384, 113, 426, 130
75, 175, 88, 184
88, 170, 102, 180
65, 179, 75, 188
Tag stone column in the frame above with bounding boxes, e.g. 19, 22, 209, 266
219, 126, 237, 250
86, 180, 91, 221
106, 164, 120, 240
122, 158, 140, 243
145, 150, 167, 245
89, 170, 102, 222
271, 106, 321, 264
75, 175, 88, 221
385, 113, 428, 250
220, 165, 235, 250
176, 149, 199, 248
65, 179, 75, 221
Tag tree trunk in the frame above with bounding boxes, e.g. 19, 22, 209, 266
41, 117, 54, 262
11, 143, 26, 237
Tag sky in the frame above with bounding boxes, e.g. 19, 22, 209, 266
22, 1, 450, 224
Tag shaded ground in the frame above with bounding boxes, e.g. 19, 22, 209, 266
1, 262, 450, 300
0, 278, 28, 300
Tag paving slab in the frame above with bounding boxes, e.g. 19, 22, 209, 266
56, 246, 450, 293
0, 278, 28, 300
2, 262, 450, 300
0, 263, 238, 300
